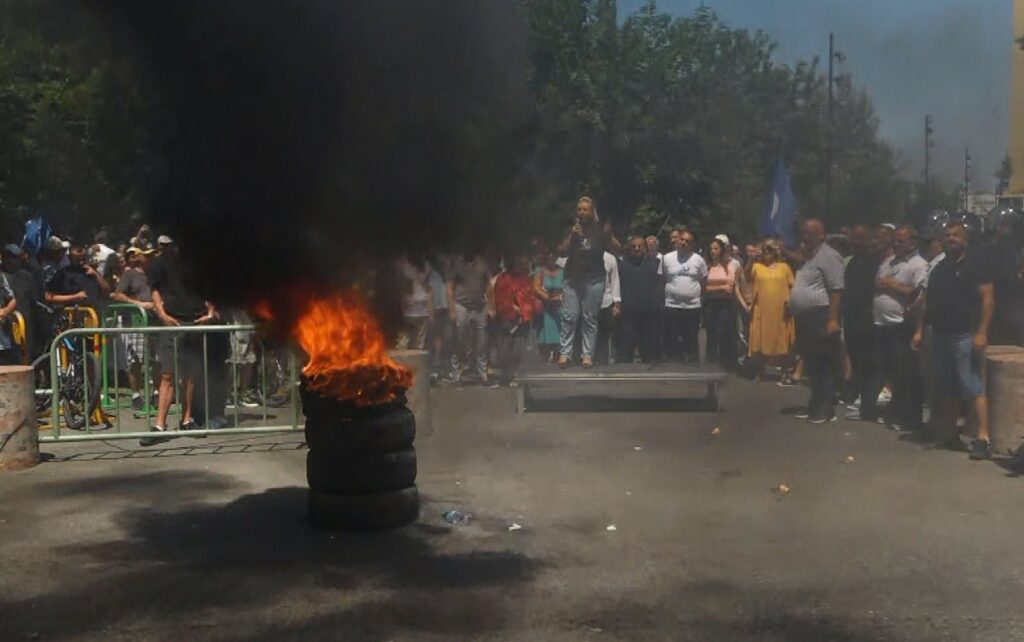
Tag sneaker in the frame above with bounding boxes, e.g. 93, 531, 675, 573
794, 410, 811, 420
180, 419, 206, 439
845, 397, 861, 411
481, 379, 500, 389
139, 425, 171, 447
239, 391, 260, 408
777, 378, 799, 388
967, 438, 992, 460
131, 394, 144, 412
888, 422, 904, 432
808, 414, 838, 424
441, 373, 461, 385
205, 416, 229, 430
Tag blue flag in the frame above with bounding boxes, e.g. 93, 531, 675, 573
760, 157, 798, 247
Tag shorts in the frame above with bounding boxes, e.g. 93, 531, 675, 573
158, 330, 202, 377
123, 332, 147, 365
931, 332, 984, 400
229, 329, 257, 365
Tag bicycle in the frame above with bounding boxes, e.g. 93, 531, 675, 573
31, 303, 103, 430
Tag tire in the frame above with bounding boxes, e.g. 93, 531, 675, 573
304, 404, 416, 454
306, 448, 417, 494
61, 352, 102, 430
308, 486, 420, 531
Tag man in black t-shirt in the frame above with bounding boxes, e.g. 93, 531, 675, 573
143, 239, 219, 445
913, 222, 994, 460
45, 245, 110, 308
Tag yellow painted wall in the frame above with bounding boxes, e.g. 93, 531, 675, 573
1010, 0, 1024, 193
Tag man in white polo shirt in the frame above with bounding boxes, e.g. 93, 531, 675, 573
857, 224, 928, 431
662, 227, 707, 364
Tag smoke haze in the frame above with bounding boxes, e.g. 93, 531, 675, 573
86, 0, 535, 331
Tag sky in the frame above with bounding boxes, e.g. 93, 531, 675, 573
620, 0, 1012, 188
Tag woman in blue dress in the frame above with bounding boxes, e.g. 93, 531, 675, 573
533, 249, 565, 362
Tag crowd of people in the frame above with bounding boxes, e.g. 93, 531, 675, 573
3, 199, 1021, 459
397, 197, 1024, 461
0, 224, 272, 446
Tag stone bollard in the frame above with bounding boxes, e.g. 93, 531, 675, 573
391, 350, 432, 438
986, 350, 1024, 456
0, 365, 38, 471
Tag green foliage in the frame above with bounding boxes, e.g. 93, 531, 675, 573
0, 0, 929, 248
521, 0, 918, 243
0, 0, 164, 241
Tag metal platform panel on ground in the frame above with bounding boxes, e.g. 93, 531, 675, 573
515, 362, 726, 413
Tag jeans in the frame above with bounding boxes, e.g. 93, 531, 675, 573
931, 331, 984, 400
795, 307, 839, 419
449, 304, 488, 380
620, 307, 659, 363
860, 322, 922, 428
704, 298, 736, 369
560, 279, 604, 360
664, 307, 702, 363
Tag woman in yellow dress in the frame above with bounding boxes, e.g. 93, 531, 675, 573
747, 239, 795, 379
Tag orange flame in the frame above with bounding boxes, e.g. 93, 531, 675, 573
258, 294, 412, 406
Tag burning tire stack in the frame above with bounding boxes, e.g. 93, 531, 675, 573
303, 388, 419, 530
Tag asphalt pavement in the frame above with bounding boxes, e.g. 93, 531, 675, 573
1, 376, 1023, 641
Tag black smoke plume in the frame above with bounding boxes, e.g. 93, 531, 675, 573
85, 0, 536, 333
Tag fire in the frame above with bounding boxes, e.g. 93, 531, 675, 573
258, 294, 412, 406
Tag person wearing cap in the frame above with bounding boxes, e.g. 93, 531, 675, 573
913, 220, 994, 460
45, 244, 111, 308
40, 235, 69, 287
112, 247, 156, 411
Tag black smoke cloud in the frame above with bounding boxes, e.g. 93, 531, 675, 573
86, 0, 536, 331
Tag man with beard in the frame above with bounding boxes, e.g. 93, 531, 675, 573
45, 244, 111, 308
914, 221, 994, 459
618, 236, 662, 363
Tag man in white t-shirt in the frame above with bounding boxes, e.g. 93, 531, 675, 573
662, 227, 707, 364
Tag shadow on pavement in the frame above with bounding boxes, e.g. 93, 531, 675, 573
0, 479, 542, 641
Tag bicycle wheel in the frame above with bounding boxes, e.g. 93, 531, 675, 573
61, 352, 102, 430
31, 353, 54, 416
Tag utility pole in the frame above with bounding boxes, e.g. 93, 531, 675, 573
963, 146, 971, 211
825, 33, 834, 223
924, 115, 934, 212
825, 33, 844, 224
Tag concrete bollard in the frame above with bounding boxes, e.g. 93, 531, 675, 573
0, 365, 38, 471
987, 350, 1024, 456
391, 350, 432, 438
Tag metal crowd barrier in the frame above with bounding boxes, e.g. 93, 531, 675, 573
39, 324, 302, 443
100, 303, 150, 413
